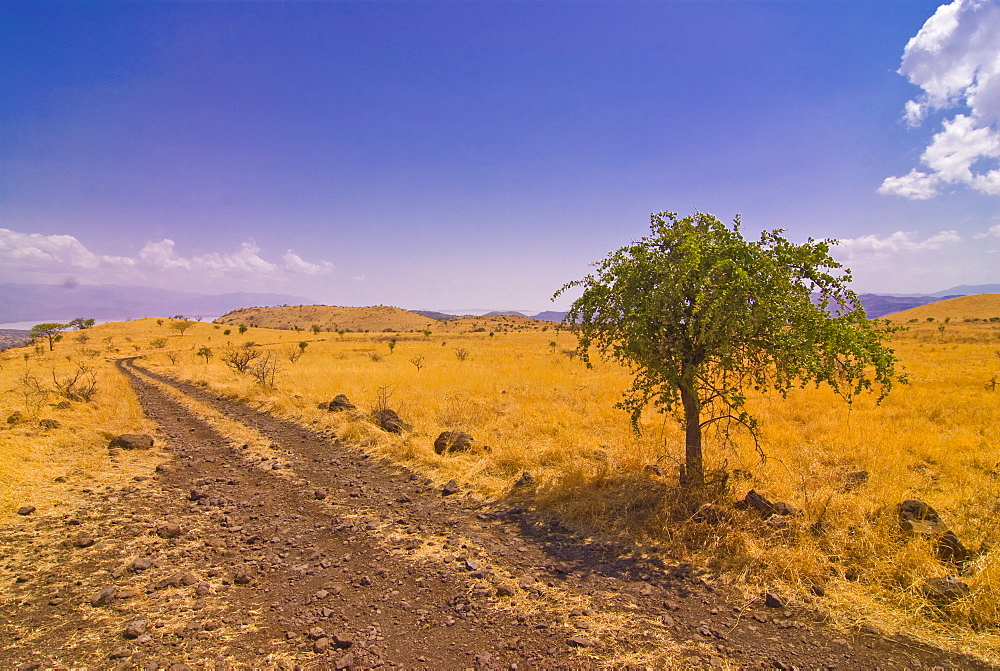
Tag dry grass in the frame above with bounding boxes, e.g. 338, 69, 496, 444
0, 331, 159, 522
3, 311, 999, 660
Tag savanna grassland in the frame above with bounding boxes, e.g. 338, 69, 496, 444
2, 296, 999, 661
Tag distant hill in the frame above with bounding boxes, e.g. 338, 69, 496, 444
483, 311, 529, 318
886, 294, 1000, 322
930, 284, 1000, 297
215, 305, 439, 332
0, 283, 311, 323
0, 329, 30, 351
530, 311, 567, 322
410, 310, 459, 321
856, 294, 956, 318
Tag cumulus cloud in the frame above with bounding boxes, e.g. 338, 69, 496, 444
974, 223, 1000, 239
880, 0, 1000, 199
836, 229, 962, 257
0, 228, 135, 272
282, 250, 334, 275
0, 228, 334, 287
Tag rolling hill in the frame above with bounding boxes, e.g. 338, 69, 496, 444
214, 305, 439, 332
886, 294, 1000, 322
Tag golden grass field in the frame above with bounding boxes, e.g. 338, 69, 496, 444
2, 295, 999, 660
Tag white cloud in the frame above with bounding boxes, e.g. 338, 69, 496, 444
881, 0, 1000, 198
0, 228, 135, 272
974, 223, 1000, 239
836, 229, 962, 257
282, 250, 334, 275
0, 228, 334, 288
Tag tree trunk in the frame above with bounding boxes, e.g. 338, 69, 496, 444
679, 376, 704, 488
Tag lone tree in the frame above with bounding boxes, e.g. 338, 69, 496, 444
68, 317, 95, 330
29, 323, 68, 351
170, 319, 195, 336
554, 211, 904, 489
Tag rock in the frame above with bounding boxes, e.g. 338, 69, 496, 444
373, 408, 410, 434
441, 479, 461, 496
333, 632, 354, 649
54, 401, 71, 410
937, 530, 972, 565
6, 411, 23, 424
313, 637, 331, 653
16, 505, 35, 516
108, 647, 130, 660
123, 619, 148, 639
91, 585, 118, 606
195, 582, 212, 596
567, 634, 598, 648
328, 395, 356, 412
38, 419, 60, 429
335, 652, 354, 670
897, 499, 946, 532
692, 503, 728, 525
735, 490, 778, 519
513, 472, 535, 488
842, 470, 869, 492
809, 583, 826, 597
109, 434, 154, 450
72, 534, 95, 548
497, 584, 515, 597
314, 488, 328, 500
155, 571, 197, 589
130, 557, 153, 572
897, 499, 971, 566
155, 522, 182, 539
189, 489, 208, 501
233, 570, 253, 585
770, 501, 801, 517
433, 431, 474, 455
923, 576, 971, 605
764, 592, 784, 608
308, 627, 326, 640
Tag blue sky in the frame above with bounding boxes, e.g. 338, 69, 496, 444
2, 1, 998, 312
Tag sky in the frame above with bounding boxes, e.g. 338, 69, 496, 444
1, 1, 998, 313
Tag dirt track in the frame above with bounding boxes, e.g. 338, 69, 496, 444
0, 357, 989, 669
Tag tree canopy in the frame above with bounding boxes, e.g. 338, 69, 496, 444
554, 211, 904, 488
29, 323, 69, 351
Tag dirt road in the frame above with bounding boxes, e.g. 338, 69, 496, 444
0, 358, 987, 669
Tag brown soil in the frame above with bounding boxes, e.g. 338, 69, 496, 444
0, 357, 990, 670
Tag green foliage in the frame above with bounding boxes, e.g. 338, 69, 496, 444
298, 341, 308, 351
149, 337, 167, 349
223, 329, 231, 336
238, 325, 248, 334
311, 324, 321, 334
555, 210, 905, 487
196, 346, 212, 363
68, 317, 95, 330
387, 338, 397, 353
170, 319, 195, 335
29, 323, 68, 351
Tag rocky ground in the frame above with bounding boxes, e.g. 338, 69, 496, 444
0, 357, 990, 669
